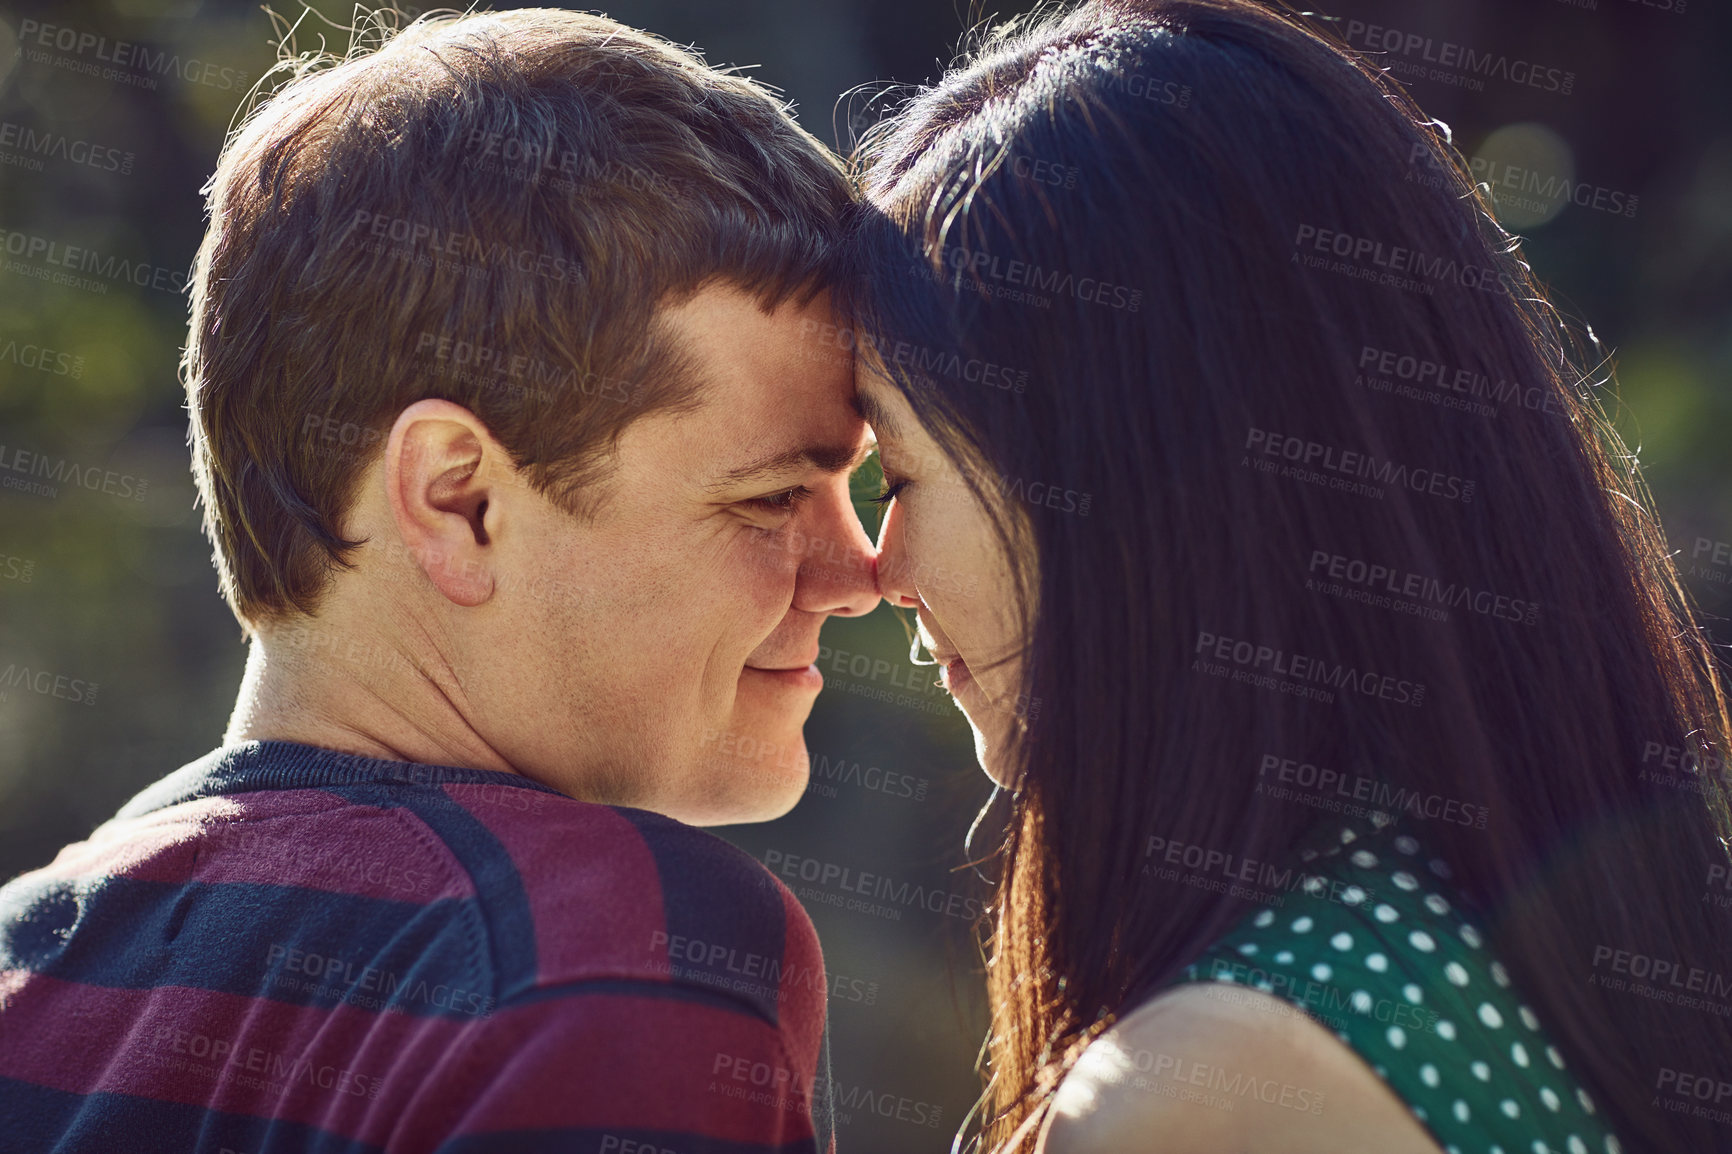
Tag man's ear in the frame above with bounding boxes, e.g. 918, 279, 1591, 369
384, 398, 508, 608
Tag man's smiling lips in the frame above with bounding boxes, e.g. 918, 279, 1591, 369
742, 650, 823, 691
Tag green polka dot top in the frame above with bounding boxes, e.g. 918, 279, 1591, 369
1161, 810, 1624, 1154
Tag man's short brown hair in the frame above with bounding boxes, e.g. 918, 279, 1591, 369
183, 7, 853, 630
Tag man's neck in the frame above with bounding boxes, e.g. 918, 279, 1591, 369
225, 625, 516, 775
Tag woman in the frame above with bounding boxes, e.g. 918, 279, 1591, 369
842, 1, 1732, 1151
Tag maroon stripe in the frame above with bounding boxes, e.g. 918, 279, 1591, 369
0, 971, 815, 1149
444, 786, 669, 984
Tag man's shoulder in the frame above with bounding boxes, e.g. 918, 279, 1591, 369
1038, 983, 1446, 1154
434, 789, 821, 1018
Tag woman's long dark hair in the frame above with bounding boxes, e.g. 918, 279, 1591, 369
844, 2, 1732, 1150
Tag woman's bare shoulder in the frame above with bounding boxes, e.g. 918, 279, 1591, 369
1037, 982, 1448, 1154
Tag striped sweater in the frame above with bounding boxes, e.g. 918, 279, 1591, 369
0, 740, 835, 1153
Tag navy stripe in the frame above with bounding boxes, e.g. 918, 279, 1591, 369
113, 741, 563, 822
0, 1076, 384, 1154
324, 781, 540, 999
433, 1128, 819, 1154
613, 807, 789, 1028
0, 874, 493, 1020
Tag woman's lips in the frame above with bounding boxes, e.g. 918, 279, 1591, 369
938, 655, 972, 693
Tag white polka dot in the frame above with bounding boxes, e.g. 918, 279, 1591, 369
1374, 904, 1400, 923
1302, 876, 1326, 895
1531, 1143, 1549, 1154
1424, 893, 1451, 916
1430, 858, 1453, 878
1413, 1105, 1428, 1121
1237, 942, 1260, 956
1606, 1136, 1623, 1154
1453, 1099, 1471, 1123
1330, 932, 1353, 951
1387, 1025, 1407, 1049
1471, 1061, 1491, 1081
1311, 962, 1333, 982
1511, 1041, 1530, 1067
1403, 983, 1424, 1004
1365, 952, 1388, 972
1214, 971, 1237, 983
1420, 1063, 1440, 1087
1501, 1098, 1521, 1119
1254, 909, 1275, 927
1410, 930, 1437, 952
1340, 884, 1367, 905
1576, 1087, 1596, 1114
1300, 849, 1317, 862
1392, 870, 1419, 891
1490, 961, 1511, 987
1436, 1019, 1457, 1041
1291, 916, 1313, 933
1275, 950, 1295, 965
1253, 979, 1273, 992
1547, 1044, 1566, 1070
1492, 1147, 1505, 1154
1478, 1003, 1504, 1029
1351, 990, 1374, 1013
1541, 1087, 1561, 1112
1568, 1137, 1588, 1154
1518, 1005, 1541, 1032
1444, 961, 1470, 987
1339, 827, 1358, 844
1351, 849, 1378, 868
1459, 924, 1484, 949
1395, 835, 1420, 854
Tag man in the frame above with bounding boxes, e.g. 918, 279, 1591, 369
0, 9, 877, 1151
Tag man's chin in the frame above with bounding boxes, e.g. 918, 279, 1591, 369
680, 723, 811, 827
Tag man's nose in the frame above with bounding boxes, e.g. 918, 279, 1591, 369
790, 481, 882, 617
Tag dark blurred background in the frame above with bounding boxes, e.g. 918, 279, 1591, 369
1, 0, 1727, 1150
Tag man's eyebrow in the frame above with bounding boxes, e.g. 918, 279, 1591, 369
705, 437, 877, 493
853, 388, 902, 443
